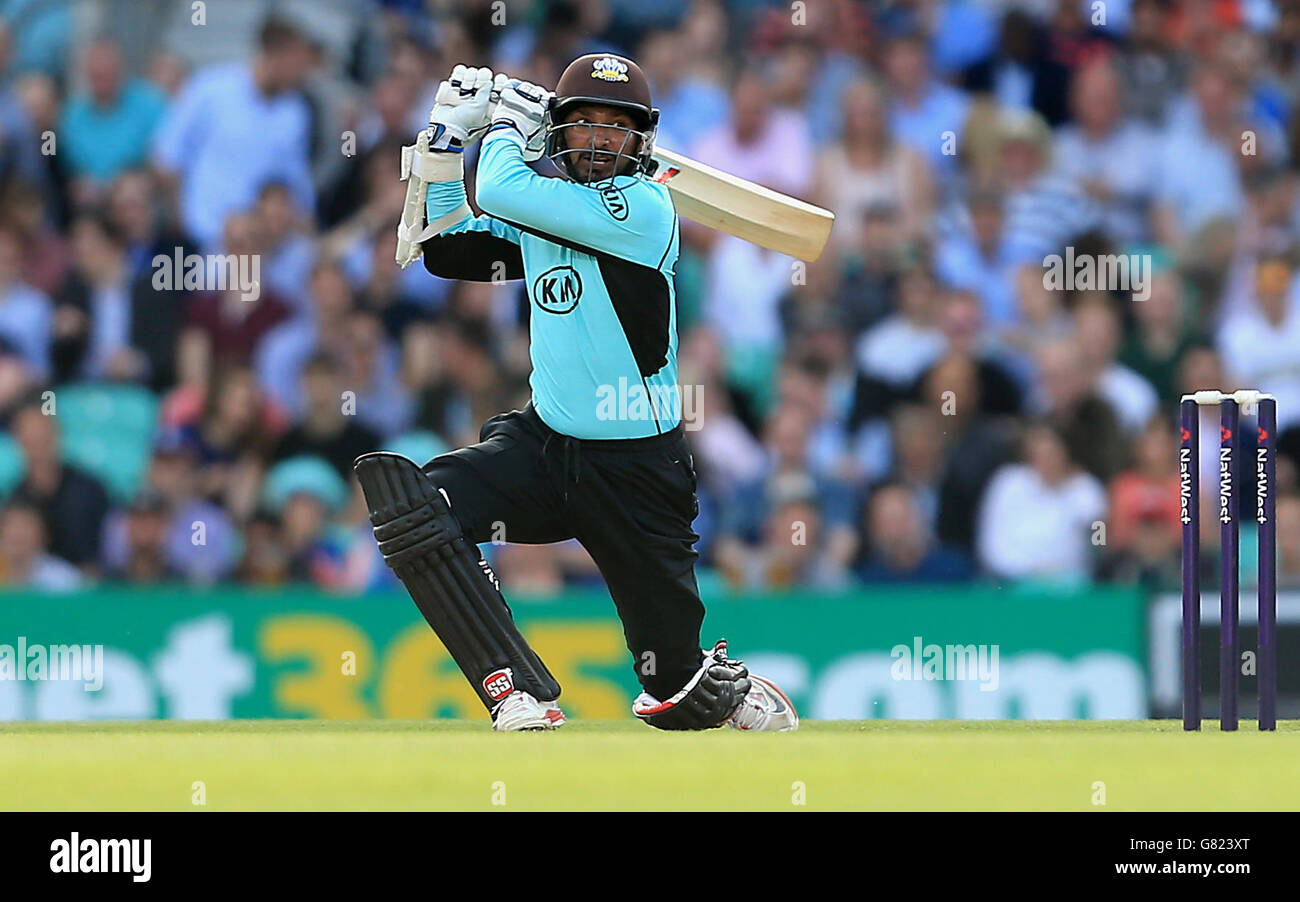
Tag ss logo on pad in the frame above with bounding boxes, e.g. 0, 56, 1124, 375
483, 668, 515, 701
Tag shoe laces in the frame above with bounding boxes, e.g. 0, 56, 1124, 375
708, 639, 743, 668
491, 690, 527, 720
729, 686, 770, 730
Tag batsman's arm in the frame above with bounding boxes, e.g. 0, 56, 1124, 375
420, 174, 526, 281
475, 129, 676, 268
394, 64, 524, 280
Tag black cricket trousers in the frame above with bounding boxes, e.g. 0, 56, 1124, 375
423, 402, 705, 702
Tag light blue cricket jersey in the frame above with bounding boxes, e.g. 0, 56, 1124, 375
424, 128, 681, 439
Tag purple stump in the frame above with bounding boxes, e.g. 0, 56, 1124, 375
1220, 399, 1239, 731
1181, 399, 1200, 731
1258, 398, 1277, 731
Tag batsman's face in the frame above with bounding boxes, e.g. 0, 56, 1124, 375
560, 105, 641, 182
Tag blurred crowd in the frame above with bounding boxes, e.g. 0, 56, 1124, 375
1, 0, 1299, 597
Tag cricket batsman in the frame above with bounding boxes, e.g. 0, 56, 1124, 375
353, 53, 798, 732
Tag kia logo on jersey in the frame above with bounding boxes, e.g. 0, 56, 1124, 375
532, 265, 582, 314
600, 184, 629, 220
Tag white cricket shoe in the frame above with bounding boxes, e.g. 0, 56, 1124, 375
491, 690, 566, 731
727, 674, 799, 732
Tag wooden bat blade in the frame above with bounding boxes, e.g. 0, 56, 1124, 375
649, 146, 835, 261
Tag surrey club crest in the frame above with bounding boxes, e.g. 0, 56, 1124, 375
591, 56, 629, 82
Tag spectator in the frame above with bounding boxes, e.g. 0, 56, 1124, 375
856, 264, 945, 390
10, 394, 109, 572
338, 307, 412, 438
911, 289, 1024, 418
1073, 293, 1160, 434
856, 481, 973, 584
1119, 268, 1202, 405
637, 27, 730, 151
977, 421, 1107, 582
105, 490, 179, 584
721, 471, 848, 592
256, 258, 356, 415
1052, 57, 1161, 247
1044, 0, 1118, 71
261, 455, 348, 586
151, 15, 317, 250
695, 66, 813, 380
177, 212, 293, 395
1002, 262, 1073, 371
0, 499, 80, 591
4, 179, 67, 297
131, 426, 241, 584
59, 38, 167, 192
1219, 165, 1300, 323
692, 66, 814, 201
675, 331, 764, 548
963, 9, 1073, 127
713, 401, 853, 562
885, 32, 971, 179
883, 404, 947, 531
236, 509, 290, 586
992, 108, 1101, 263
815, 75, 933, 248
412, 314, 503, 449
51, 211, 148, 384
1102, 415, 1185, 569
0, 340, 35, 419
1034, 337, 1130, 481
320, 73, 418, 228
918, 359, 1017, 554
772, 355, 860, 566
256, 182, 317, 316
0, 222, 52, 378
107, 168, 197, 285
832, 203, 908, 339
0, 25, 50, 200
1095, 488, 1182, 587
321, 481, 400, 594
1115, 0, 1189, 124
272, 352, 382, 480
1153, 63, 1248, 249
185, 365, 281, 521
1218, 251, 1300, 426
935, 187, 1020, 330
332, 137, 436, 311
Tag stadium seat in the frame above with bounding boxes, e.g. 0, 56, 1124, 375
53, 383, 159, 503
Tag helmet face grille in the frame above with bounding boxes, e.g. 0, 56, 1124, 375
546, 117, 657, 184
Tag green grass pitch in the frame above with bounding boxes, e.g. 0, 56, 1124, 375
2, 720, 1297, 811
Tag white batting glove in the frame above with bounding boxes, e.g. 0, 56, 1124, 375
427, 65, 496, 152
490, 79, 552, 160
471, 72, 510, 145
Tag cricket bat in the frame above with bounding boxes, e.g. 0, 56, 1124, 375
483, 83, 835, 260
648, 146, 835, 262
